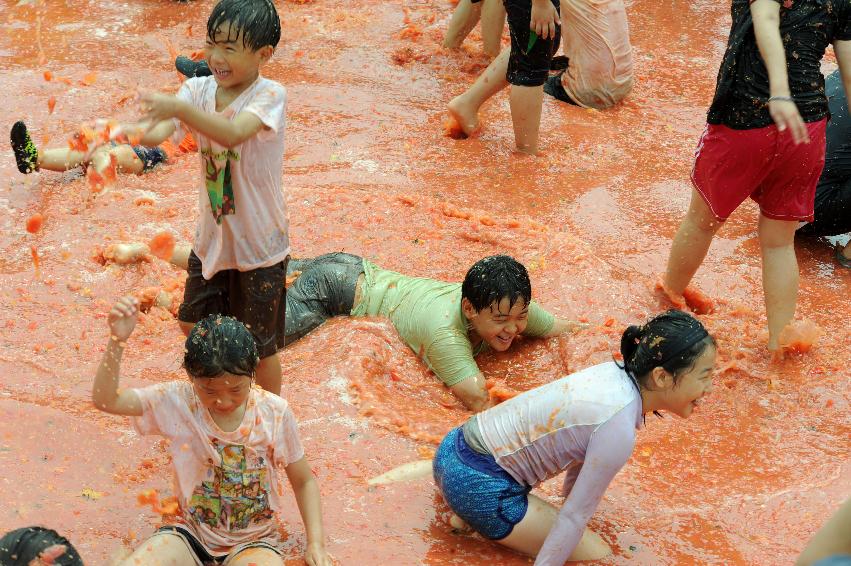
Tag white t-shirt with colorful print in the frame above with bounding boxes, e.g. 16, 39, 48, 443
132, 381, 305, 556
174, 76, 290, 280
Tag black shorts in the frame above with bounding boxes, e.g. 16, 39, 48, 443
285, 253, 363, 344
132, 145, 167, 172
156, 525, 282, 564
178, 251, 288, 358
505, 0, 561, 87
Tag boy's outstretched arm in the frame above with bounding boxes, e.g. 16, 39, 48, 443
544, 317, 589, 337
450, 372, 492, 412
92, 296, 143, 417
751, 0, 809, 144
285, 457, 333, 566
141, 92, 265, 149
137, 119, 177, 147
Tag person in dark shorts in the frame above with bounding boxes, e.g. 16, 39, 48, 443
9, 121, 176, 189
118, 0, 291, 395
446, 0, 561, 154
663, 0, 851, 352
797, 69, 851, 268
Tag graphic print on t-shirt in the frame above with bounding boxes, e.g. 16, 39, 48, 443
202, 147, 239, 224
187, 440, 273, 531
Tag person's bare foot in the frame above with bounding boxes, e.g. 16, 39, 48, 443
447, 95, 480, 139
682, 286, 714, 315
655, 277, 686, 309
104, 242, 149, 264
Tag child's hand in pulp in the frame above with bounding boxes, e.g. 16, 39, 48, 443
140, 91, 181, 124
304, 541, 333, 566
108, 296, 139, 343
530, 0, 560, 41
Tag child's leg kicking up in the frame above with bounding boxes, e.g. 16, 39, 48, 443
10, 121, 165, 197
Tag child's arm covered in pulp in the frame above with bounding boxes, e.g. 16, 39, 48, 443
285, 457, 333, 566
141, 91, 265, 148
92, 296, 143, 416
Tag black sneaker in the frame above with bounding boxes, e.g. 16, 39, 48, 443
175, 55, 212, 78
10, 121, 39, 174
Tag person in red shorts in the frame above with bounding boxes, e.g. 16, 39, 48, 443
663, 0, 851, 354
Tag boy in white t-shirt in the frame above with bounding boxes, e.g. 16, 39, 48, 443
119, 0, 291, 395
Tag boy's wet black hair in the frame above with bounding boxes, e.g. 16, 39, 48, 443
618, 310, 714, 392
461, 255, 532, 313
0, 526, 83, 566
184, 314, 259, 379
207, 0, 281, 51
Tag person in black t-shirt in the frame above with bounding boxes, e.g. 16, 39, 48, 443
797, 69, 851, 268
662, 0, 851, 354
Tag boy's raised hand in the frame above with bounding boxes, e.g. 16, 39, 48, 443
769, 98, 810, 144
530, 0, 560, 41
108, 296, 139, 343
139, 91, 181, 125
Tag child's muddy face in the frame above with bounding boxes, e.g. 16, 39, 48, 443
465, 297, 529, 352
204, 22, 268, 90
659, 344, 716, 419
193, 373, 252, 415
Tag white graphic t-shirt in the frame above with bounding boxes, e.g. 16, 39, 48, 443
174, 75, 289, 279
132, 382, 304, 556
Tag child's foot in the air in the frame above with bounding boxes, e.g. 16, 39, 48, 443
175, 55, 211, 78
10, 121, 39, 174
447, 95, 480, 139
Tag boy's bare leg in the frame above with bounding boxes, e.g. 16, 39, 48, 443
481, 0, 507, 57
444, 0, 483, 49
758, 214, 799, 351
664, 189, 724, 295
36, 147, 89, 171
255, 354, 282, 396
448, 47, 511, 136
94, 144, 144, 175
509, 84, 545, 154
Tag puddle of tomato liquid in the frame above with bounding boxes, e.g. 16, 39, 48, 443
0, 0, 849, 564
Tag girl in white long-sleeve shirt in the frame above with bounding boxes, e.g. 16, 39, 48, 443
433, 310, 717, 564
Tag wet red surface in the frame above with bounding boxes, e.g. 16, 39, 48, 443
0, 0, 849, 564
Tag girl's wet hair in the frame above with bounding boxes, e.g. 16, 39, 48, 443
184, 315, 259, 379
618, 310, 714, 390
207, 0, 281, 51
462, 255, 532, 312
0, 527, 82, 566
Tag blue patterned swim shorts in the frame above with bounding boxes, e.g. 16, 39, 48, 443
433, 427, 531, 540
